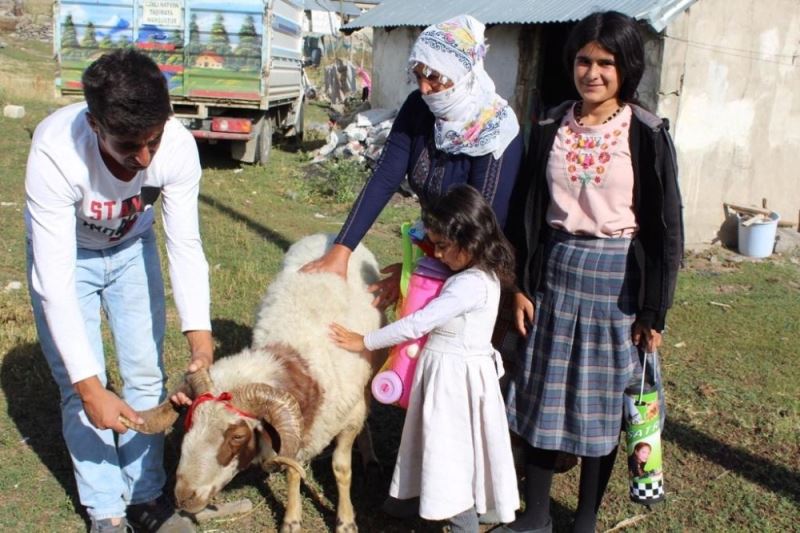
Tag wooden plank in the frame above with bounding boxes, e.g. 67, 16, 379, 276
723, 203, 773, 217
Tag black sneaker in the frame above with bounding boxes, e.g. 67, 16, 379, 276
126, 495, 195, 533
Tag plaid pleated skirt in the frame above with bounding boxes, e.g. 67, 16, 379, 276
506, 230, 641, 457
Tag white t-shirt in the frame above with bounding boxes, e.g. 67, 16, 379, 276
25, 102, 211, 383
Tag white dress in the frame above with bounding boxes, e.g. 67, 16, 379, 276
364, 268, 520, 522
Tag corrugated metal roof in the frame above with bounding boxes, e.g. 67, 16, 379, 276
342, 0, 697, 32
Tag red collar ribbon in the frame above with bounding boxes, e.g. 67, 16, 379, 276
184, 391, 259, 431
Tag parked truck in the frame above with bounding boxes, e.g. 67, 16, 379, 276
53, 0, 305, 164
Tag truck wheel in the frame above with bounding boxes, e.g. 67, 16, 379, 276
256, 117, 273, 165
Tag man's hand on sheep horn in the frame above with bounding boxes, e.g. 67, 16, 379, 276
74, 376, 144, 433
172, 330, 215, 406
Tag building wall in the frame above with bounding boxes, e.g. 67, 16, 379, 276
660, 0, 800, 244
371, 26, 523, 114
371, 27, 419, 110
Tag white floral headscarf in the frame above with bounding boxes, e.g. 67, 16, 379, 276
409, 14, 520, 159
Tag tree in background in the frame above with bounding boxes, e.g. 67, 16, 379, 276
170, 29, 184, 48
80, 22, 99, 50
61, 14, 80, 59
186, 13, 203, 61
208, 14, 231, 62
99, 33, 114, 49
234, 15, 260, 71
166, 29, 184, 65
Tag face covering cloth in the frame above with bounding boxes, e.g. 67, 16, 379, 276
409, 14, 520, 159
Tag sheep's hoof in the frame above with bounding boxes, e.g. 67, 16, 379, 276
280, 520, 302, 533
335, 518, 357, 533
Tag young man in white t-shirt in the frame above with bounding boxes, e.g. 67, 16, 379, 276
25, 49, 212, 533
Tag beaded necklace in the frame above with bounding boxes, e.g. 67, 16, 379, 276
574, 101, 624, 127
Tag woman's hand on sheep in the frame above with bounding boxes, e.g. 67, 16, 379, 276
300, 243, 351, 278
75, 376, 144, 432
368, 263, 402, 309
329, 322, 366, 352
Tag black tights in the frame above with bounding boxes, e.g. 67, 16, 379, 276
508, 444, 618, 533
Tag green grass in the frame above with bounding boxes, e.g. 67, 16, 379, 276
1, 36, 799, 533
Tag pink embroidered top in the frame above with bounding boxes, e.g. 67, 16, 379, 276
545, 104, 638, 238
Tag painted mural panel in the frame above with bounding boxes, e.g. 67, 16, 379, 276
57, 0, 265, 100
58, 2, 137, 91
185, 1, 264, 99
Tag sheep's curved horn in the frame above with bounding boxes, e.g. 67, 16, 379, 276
185, 367, 214, 397
120, 367, 214, 434
120, 400, 180, 434
231, 384, 303, 459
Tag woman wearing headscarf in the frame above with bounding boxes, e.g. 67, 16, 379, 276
302, 15, 523, 310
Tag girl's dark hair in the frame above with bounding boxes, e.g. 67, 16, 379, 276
422, 185, 516, 288
564, 11, 645, 103
82, 49, 172, 137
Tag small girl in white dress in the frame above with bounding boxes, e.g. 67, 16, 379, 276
330, 184, 520, 532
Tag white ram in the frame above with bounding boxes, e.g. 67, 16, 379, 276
123, 234, 383, 532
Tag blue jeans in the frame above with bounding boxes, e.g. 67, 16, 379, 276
27, 229, 167, 520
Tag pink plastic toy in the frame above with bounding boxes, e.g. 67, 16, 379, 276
371, 256, 450, 408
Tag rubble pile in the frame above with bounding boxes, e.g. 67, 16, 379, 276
0, 0, 52, 42
313, 107, 397, 166
11, 17, 52, 42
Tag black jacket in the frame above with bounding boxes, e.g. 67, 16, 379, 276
507, 101, 684, 331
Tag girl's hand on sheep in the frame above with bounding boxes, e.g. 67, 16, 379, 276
368, 263, 402, 309
300, 244, 351, 278
329, 322, 366, 352
75, 376, 144, 432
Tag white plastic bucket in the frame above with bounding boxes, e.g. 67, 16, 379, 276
737, 212, 779, 258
